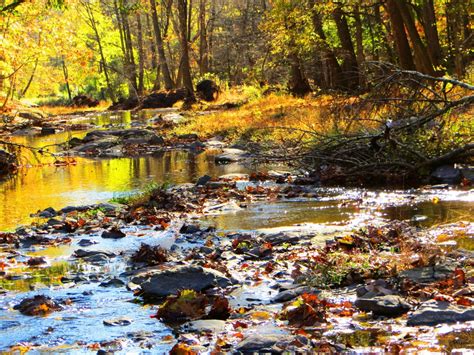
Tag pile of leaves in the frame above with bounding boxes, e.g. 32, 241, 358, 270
295, 223, 450, 288
280, 293, 327, 327
154, 290, 231, 324
131, 244, 169, 266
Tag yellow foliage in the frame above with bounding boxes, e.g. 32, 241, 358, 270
175, 92, 377, 143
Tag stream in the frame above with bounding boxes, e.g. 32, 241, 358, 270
0, 110, 472, 352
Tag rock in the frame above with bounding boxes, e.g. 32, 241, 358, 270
14, 295, 62, 316
41, 126, 56, 135
179, 224, 201, 234
293, 176, 319, 186
26, 257, 47, 266
162, 112, 185, 123
461, 168, 474, 183
141, 89, 187, 109
262, 232, 300, 246
182, 319, 226, 333
355, 295, 411, 317
103, 317, 132, 326
272, 286, 319, 303
149, 134, 165, 145
214, 148, 248, 164
196, 175, 212, 186
431, 165, 462, 184
235, 334, 293, 353
179, 133, 199, 140
72, 94, 99, 107
102, 227, 126, 239
38, 207, 57, 218
407, 300, 474, 326
78, 239, 97, 247
99, 278, 125, 287
130, 265, 233, 298
74, 249, 116, 258
189, 141, 206, 151
196, 80, 219, 102
399, 263, 457, 283
218, 173, 249, 181
18, 111, 44, 121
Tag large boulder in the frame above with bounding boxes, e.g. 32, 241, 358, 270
142, 89, 187, 109
431, 165, 462, 185
355, 295, 411, 317
72, 94, 99, 107
130, 264, 233, 298
196, 80, 219, 102
407, 300, 474, 326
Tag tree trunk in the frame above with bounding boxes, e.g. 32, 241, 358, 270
395, 0, 435, 75
421, 0, 442, 69
62, 58, 72, 101
288, 53, 311, 96
385, 0, 416, 70
83, 1, 115, 102
121, 3, 138, 96
198, 0, 208, 74
149, 0, 174, 89
309, 1, 342, 90
177, 0, 195, 100
136, 13, 145, 95
332, 6, 359, 90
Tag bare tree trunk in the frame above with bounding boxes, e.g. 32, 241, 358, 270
136, 13, 145, 95
288, 53, 311, 96
309, 1, 342, 90
177, 0, 195, 101
421, 0, 442, 69
395, 0, 435, 75
385, 0, 416, 70
21, 57, 38, 98
82, 0, 116, 102
332, 5, 359, 90
150, 0, 174, 89
198, 0, 208, 75
62, 58, 72, 101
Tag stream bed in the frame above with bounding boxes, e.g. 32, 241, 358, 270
0, 110, 473, 353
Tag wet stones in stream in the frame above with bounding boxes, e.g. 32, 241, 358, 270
407, 300, 474, 326
14, 295, 63, 316
74, 249, 116, 264
66, 129, 164, 157
129, 264, 234, 299
101, 227, 126, 239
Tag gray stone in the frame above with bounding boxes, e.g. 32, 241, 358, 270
407, 300, 474, 326
431, 165, 462, 184
400, 263, 456, 283
215, 148, 248, 164
101, 228, 126, 239
99, 278, 125, 287
74, 249, 116, 258
461, 168, 474, 183
235, 334, 292, 353
355, 295, 411, 317
196, 175, 212, 186
182, 320, 226, 333
130, 265, 233, 298
262, 232, 300, 246
272, 286, 318, 303
103, 317, 132, 326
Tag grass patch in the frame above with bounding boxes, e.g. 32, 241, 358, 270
176, 92, 372, 144
110, 182, 170, 207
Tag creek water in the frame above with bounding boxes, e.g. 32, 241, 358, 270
0, 110, 472, 352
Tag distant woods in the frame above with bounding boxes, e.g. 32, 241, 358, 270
0, 0, 472, 105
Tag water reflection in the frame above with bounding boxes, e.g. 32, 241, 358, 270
0, 151, 252, 231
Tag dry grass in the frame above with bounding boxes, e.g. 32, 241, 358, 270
177, 93, 369, 143
39, 101, 109, 116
